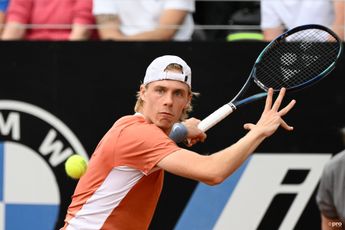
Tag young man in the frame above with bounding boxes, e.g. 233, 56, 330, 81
61, 55, 296, 229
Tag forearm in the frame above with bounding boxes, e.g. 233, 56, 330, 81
96, 14, 123, 40
169, 122, 267, 173
96, 9, 186, 41
1, 22, 26, 40
159, 129, 266, 186
69, 24, 91, 41
97, 23, 123, 40
116, 28, 177, 41
98, 26, 176, 41
263, 27, 284, 41
207, 129, 266, 183
121, 9, 186, 41
0, 12, 5, 36
333, 0, 344, 40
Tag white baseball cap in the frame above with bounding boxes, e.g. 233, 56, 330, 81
143, 55, 192, 88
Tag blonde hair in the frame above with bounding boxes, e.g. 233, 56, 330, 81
134, 63, 199, 121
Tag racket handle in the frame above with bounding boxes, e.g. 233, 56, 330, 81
198, 103, 235, 132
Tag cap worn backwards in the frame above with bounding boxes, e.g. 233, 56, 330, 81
143, 55, 192, 88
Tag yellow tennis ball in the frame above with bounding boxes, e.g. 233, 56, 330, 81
65, 154, 88, 179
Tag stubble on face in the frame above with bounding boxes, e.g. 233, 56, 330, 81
140, 80, 190, 133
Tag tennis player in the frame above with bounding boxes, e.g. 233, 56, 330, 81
61, 55, 296, 229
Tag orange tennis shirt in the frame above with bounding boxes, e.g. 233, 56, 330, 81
61, 114, 181, 230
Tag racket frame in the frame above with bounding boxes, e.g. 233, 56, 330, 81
197, 24, 343, 132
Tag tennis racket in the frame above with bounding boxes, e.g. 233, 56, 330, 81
198, 24, 343, 132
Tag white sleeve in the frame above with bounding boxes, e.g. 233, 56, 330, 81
93, 0, 118, 15
163, 0, 195, 12
260, 0, 281, 29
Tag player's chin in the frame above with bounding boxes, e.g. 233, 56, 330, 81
156, 119, 174, 131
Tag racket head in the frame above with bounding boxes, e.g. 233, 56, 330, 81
253, 24, 343, 92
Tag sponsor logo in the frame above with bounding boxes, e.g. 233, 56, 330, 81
0, 100, 87, 229
175, 153, 332, 230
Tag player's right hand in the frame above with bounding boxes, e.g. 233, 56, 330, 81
182, 118, 207, 146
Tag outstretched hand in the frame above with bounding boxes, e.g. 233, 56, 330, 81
243, 88, 296, 137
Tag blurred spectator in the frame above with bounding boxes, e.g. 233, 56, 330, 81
1, 0, 95, 40
0, 0, 8, 36
261, 0, 344, 41
316, 128, 345, 230
93, 0, 195, 41
316, 149, 345, 230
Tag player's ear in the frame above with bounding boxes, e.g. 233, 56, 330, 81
139, 84, 146, 101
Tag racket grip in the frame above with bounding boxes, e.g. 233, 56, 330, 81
198, 103, 235, 132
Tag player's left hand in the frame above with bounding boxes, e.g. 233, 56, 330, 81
243, 88, 296, 137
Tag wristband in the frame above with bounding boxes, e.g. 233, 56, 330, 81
169, 123, 188, 143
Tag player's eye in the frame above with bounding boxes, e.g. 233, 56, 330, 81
155, 87, 165, 94
174, 91, 184, 97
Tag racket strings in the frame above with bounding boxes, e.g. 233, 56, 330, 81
255, 28, 340, 90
